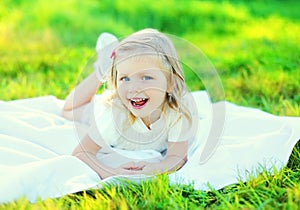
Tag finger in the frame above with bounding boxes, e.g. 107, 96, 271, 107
122, 162, 143, 170
123, 166, 143, 171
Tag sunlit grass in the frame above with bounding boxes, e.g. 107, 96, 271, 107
0, 167, 300, 209
0, 0, 299, 208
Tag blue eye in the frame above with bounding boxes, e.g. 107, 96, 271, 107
120, 77, 130, 81
143, 76, 152, 80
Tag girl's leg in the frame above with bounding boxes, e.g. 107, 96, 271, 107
62, 32, 117, 123
62, 72, 101, 122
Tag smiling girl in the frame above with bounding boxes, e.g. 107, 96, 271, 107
62, 29, 197, 179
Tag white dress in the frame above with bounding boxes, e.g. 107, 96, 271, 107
86, 95, 196, 167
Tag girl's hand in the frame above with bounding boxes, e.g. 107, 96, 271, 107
123, 161, 162, 175
100, 166, 139, 179
139, 162, 162, 175
120, 162, 145, 171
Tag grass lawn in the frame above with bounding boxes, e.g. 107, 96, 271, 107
0, 0, 299, 209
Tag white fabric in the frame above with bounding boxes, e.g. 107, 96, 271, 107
88, 95, 194, 153
0, 91, 299, 203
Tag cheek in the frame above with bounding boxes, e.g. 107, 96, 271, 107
147, 85, 168, 100
157, 78, 168, 92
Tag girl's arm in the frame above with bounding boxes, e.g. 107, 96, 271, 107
62, 72, 102, 121
137, 141, 188, 175
73, 134, 137, 179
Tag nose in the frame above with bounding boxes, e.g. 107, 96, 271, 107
127, 80, 144, 96
128, 83, 140, 93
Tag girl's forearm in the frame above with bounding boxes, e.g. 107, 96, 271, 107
161, 155, 187, 173
63, 72, 102, 111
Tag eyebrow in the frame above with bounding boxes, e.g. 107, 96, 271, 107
116, 73, 127, 78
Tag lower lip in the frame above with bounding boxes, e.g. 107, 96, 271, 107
131, 100, 148, 110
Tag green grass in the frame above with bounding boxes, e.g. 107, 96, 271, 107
0, 0, 299, 209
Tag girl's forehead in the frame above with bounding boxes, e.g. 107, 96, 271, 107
115, 55, 166, 73
117, 54, 161, 64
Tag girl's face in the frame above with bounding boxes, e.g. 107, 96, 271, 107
116, 55, 169, 126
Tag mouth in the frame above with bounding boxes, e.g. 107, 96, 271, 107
130, 98, 149, 109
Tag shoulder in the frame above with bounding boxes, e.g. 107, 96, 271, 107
166, 106, 198, 143
166, 108, 189, 131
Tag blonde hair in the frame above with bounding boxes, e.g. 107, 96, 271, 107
107, 28, 191, 124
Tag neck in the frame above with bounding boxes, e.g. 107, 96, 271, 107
141, 109, 162, 129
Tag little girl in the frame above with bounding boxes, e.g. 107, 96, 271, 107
62, 28, 197, 179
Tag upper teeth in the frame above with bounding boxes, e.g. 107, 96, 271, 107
131, 98, 146, 102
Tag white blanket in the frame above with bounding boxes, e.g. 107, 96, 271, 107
0, 91, 299, 203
